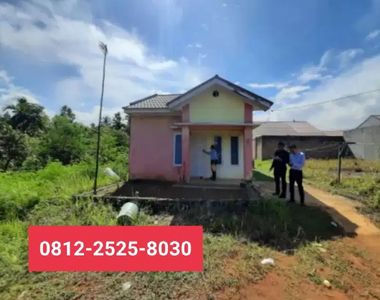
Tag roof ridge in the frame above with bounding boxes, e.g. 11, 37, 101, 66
261, 121, 309, 123
156, 93, 182, 96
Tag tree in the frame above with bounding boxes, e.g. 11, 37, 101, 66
3, 98, 46, 136
59, 105, 76, 122
0, 112, 11, 125
112, 112, 125, 130
0, 123, 29, 171
102, 116, 111, 126
39, 116, 86, 165
125, 114, 131, 135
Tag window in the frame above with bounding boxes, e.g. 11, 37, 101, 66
214, 136, 222, 164
231, 136, 239, 165
174, 133, 182, 166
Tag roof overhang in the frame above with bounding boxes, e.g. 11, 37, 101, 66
174, 122, 263, 128
123, 108, 180, 115
167, 75, 273, 111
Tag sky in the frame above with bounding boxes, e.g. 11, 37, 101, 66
1, 0, 380, 130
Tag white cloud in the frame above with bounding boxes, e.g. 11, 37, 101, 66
201, 23, 209, 31
337, 48, 364, 68
366, 29, 380, 40
0, 69, 38, 107
298, 66, 331, 83
297, 49, 363, 83
248, 82, 288, 89
234, 82, 240, 85
274, 85, 310, 101
222, 3, 227, 7
261, 55, 380, 130
297, 50, 333, 83
187, 43, 202, 48
73, 106, 122, 125
0, 70, 12, 85
0, 0, 208, 120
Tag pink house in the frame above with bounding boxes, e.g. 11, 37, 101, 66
123, 75, 273, 183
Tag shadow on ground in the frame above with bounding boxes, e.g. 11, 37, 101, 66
110, 177, 357, 252
253, 170, 362, 235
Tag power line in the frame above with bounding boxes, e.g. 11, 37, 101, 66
270, 89, 380, 112
303, 143, 342, 152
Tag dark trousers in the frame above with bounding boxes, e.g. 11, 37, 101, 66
289, 169, 305, 203
210, 160, 217, 180
274, 168, 287, 196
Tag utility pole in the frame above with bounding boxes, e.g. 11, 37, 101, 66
93, 42, 108, 195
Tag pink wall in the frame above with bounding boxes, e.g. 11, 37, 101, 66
129, 115, 181, 181
244, 103, 253, 123
181, 126, 190, 182
244, 127, 253, 179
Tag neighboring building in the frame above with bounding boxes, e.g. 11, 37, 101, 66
252, 121, 344, 160
356, 115, 380, 129
344, 115, 380, 161
123, 75, 273, 183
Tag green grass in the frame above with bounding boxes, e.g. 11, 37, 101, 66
0, 190, 345, 299
0, 161, 124, 298
1, 196, 376, 300
0, 161, 122, 220
254, 159, 380, 223
0, 199, 276, 300
1, 159, 380, 299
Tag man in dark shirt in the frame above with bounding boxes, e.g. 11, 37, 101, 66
269, 142, 290, 198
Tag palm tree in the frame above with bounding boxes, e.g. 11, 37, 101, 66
3, 98, 46, 136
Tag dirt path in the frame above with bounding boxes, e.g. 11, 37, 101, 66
257, 181, 380, 236
303, 184, 380, 236
240, 180, 380, 300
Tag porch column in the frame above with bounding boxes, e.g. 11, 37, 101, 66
244, 127, 253, 180
182, 126, 191, 183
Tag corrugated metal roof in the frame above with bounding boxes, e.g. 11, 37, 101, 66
126, 94, 181, 109
252, 121, 327, 137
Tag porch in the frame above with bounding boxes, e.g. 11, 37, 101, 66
174, 123, 255, 183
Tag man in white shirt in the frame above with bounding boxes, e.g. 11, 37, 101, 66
288, 144, 306, 205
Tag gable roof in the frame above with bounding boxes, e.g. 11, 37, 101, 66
356, 115, 380, 129
167, 75, 273, 110
126, 94, 180, 109
123, 75, 273, 113
252, 121, 342, 137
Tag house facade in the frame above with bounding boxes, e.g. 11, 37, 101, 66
124, 75, 273, 183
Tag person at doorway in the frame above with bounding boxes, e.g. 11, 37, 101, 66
288, 144, 306, 205
202, 145, 218, 181
269, 142, 289, 198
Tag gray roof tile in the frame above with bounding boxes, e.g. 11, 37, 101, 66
127, 94, 181, 109
253, 121, 329, 137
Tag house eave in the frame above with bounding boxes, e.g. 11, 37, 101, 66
167, 75, 273, 111
123, 108, 180, 115
174, 122, 263, 128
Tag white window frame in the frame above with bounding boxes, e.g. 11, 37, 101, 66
173, 133, 182, 166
